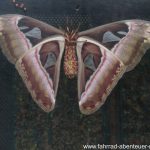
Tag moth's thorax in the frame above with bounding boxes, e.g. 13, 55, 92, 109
64, 33, 78, 79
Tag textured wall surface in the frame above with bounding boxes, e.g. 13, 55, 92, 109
0, 0, 150, 150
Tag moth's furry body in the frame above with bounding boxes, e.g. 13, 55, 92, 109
64, 28, 78, 78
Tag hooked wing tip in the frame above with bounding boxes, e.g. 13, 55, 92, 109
79, 99, 104, 115
37, 97, 55, 113
79, 103, 103, 115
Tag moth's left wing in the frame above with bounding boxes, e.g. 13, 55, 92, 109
0, 14, 64, 63
79, 20, 150, 71
76, 37, 126, 115
15, 36, 65, 112
0, 14, 65, 112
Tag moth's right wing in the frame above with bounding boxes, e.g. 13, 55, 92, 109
79, 20, 150, 72
76, 37, 126, 115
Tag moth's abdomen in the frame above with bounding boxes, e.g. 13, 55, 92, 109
64, 45, 78, 79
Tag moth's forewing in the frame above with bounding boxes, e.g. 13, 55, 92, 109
76, 37, 126, 115
16, 36, 65, 112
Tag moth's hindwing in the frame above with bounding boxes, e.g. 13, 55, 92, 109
0, 14, 64, 64
79, 20, 150, 72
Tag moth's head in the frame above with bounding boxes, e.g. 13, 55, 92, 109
64, 26, 79, 43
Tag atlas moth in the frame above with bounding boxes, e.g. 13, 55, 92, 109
0, 14, 150, 115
